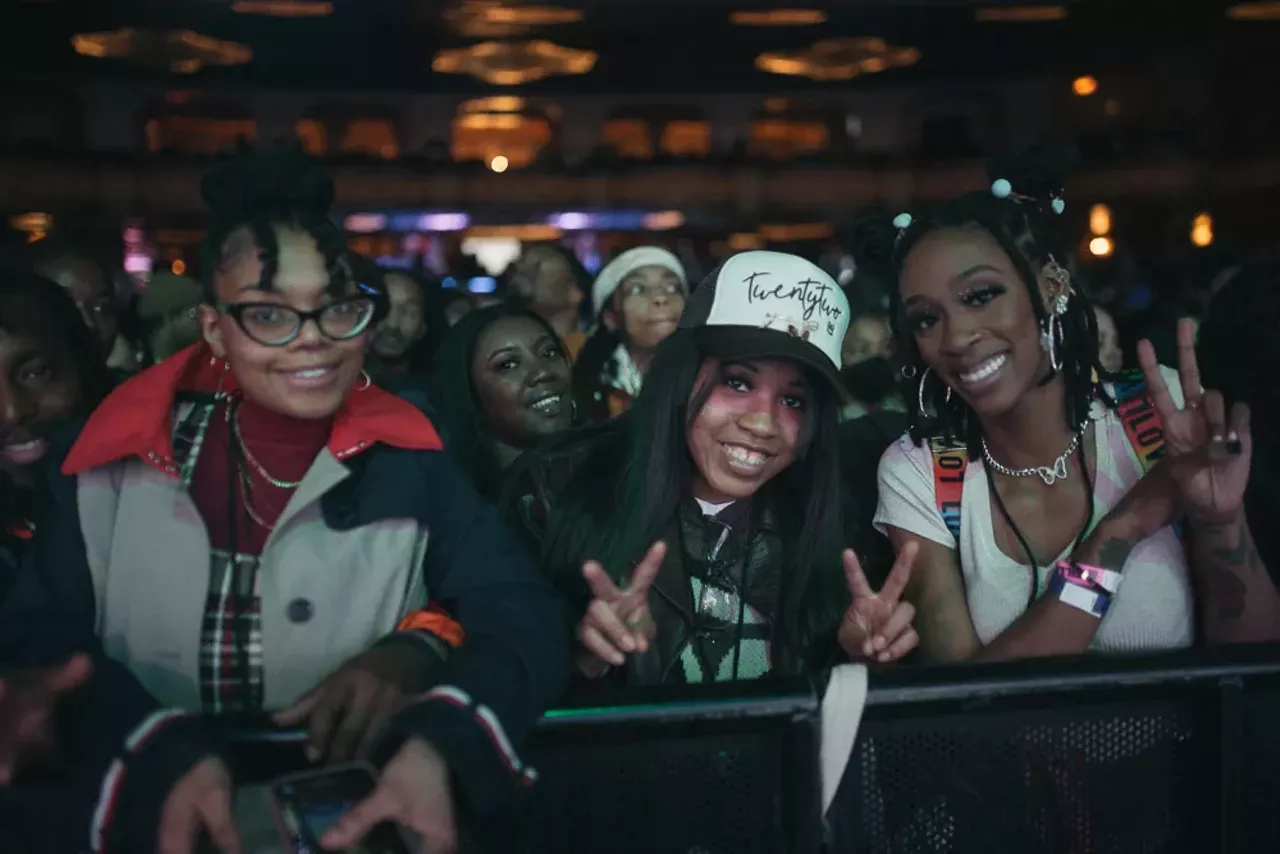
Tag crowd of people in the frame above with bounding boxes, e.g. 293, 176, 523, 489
0, 145, 1277, 853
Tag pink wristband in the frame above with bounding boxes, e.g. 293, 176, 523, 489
1056, 561, 1123, 595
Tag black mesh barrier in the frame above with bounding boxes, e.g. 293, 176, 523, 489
216, 679, 823, 854
212, 646, 1280, 854
517, 680, 822, 854
828, 646, 1280, 854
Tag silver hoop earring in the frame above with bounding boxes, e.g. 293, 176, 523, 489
356, 370, 372, 392
900, 364, 918, 380
1040, 314, 1062, 374
916, 366, 952, 418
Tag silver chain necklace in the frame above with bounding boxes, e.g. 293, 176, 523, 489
982, 421, 1091, 487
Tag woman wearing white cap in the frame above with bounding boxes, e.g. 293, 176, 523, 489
573, 246, 689, 423
507, 250, 919, 686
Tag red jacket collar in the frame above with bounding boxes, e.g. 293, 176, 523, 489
63, 344, 443, 477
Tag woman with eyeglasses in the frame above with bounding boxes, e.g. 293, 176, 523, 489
4, 148, 568, 854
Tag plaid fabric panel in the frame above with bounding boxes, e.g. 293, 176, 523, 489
199, 548, 264, 714
172, 399, 217, 488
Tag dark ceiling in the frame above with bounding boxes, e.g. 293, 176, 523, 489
0, 0, 1271, 95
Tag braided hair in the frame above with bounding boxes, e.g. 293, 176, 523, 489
199, 144, 353, 301
856, 150, 1107, 455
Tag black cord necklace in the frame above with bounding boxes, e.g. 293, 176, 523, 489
987, 440, 1096, 612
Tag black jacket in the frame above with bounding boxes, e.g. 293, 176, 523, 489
0, 408, 572, 853
503, 414, 905, 688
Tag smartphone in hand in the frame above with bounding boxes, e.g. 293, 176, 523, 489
268, 763, 415, 854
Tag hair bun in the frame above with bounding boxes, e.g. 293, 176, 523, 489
987, 145, 1071, 206
201, 143, 335, 221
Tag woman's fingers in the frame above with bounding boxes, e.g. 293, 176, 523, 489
1136, 339, 1179, 422
879, 541, 919, 604
584, 599, 638, 653
1228, 401, 1252, 456
578, 624, 626, 667
582, 561, 624, 602
872, 601, 917, 655
628, 541, 668, 593
1174, 319, 1203, 407
881, 627, 920, 663
1203, 390, 1229, 459
841, 549, 875, 600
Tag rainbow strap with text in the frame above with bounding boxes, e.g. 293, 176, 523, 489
930, 371, 1171, 545
930, 440, 967, 544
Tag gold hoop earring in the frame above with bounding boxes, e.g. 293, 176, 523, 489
356, 370, 372, 392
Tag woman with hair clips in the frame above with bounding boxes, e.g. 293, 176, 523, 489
3, 148, 569, 854
869, 154, 1273, 665
573, 246, 688, 423
430, 303, 575, 500
511, 250, 919, 690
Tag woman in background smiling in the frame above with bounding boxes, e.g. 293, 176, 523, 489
430, 303, 576, 500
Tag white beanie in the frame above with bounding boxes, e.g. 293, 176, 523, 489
591, 246, 687, 317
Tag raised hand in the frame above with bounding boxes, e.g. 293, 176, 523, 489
1137, 319, 1251, 523
838, 542, 920, 663
0, 654, 92, 784
576, 541, 666, 677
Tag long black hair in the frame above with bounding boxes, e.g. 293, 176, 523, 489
540, 328, 850, 672
857, 150, 1106, 455
199, 144, 355, 302
0, 267, 113, 525
430, 303, 570, 499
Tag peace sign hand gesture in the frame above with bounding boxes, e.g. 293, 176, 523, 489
1137, 319, 1251, 524
838, 541, 920, 664
576, 541, 667, 678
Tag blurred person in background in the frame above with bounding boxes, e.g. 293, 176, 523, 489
0, 268, 112, 596
430, 304, 575, 500
1094, 305, 1124, 373
137, 271, 204, 362
840, 308, 905, 420
507, 243, 589, 358
26, 237, 149, 375
363, 263, 450, 393
441, 287, 476, 326
573, 246, 688, 423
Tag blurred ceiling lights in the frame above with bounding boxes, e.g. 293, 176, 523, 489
1072, 74, 1098, 96
974, 5, 1067, 22
445, 1, 584, 38
433, 41, 596, 85
1228, 2, 1280, 18
757, 38, 920, 82
231, 1, 333, 16
731, 9, 827, 26
460, 96, 527, 113
72, 28, 252, 74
